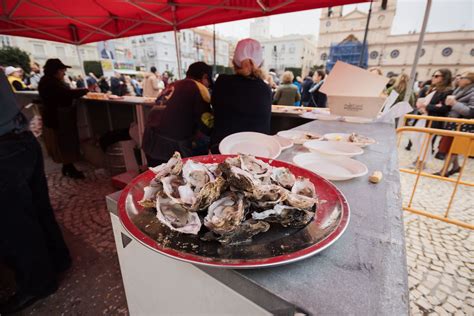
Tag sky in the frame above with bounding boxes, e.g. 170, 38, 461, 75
213, 0, 474, 40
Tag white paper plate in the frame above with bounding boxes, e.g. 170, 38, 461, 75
273, 135, 294, 150
293, 153, 368, 181
300, 112, 341, 121
343, 116, 374, 124
277, 130, 322, 145
303, 140, 364, 157
323, 133, 376, 147
219, 132, 281, 159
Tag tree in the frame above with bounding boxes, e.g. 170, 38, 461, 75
0, 46, 31, 73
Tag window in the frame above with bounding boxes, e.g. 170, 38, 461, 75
289, 46, 296, 54
320, 53, 327, 61
441, 47, 453, 57
420, 48, 425, 57
166, 64, 169, 70
33, 44, 45, 55
471, 48, 474, 57
146, 36, 154, 41
326, 21, 331, 27
183, 32, 186, 41
280, 44, 285, 52
369, 51, 379, 59
390, 49, 399, 58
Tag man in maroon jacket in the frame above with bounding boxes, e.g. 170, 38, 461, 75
142, 62, 213, 167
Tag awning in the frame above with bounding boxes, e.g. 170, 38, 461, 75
0, 0, 367, 44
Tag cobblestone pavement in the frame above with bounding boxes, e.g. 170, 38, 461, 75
398, 135, 473, 316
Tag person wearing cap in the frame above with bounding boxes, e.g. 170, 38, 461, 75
142, 62, 214, 166
210, 38, 272, 152
0, 69, 71, 314
5, 66, 29, 91
38, 59, 89, 179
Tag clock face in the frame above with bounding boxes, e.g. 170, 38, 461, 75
378, 15, 385, 21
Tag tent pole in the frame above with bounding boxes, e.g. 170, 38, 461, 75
173, 28, 183, 79
358, 0, 373, 68
75, 45, 86, 78
404, 0, 432, 102
213, 24, 217, 76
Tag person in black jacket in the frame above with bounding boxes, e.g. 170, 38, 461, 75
210, 38, 272, 153
38, 59, 89, 179
417, 69, 453, 129
142, 62, 214, 166
308, 70, 327, 108
0, 70, 71, 314
300, 70, 314, 106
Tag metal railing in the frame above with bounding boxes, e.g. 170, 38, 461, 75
397, 114, 474, 230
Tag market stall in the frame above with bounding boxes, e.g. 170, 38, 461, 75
5, 1, 413, 314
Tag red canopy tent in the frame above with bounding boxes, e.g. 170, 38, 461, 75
0, 0, 367, 45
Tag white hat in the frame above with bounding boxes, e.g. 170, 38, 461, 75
233, 38, 263, 68
5, 66, 22, 76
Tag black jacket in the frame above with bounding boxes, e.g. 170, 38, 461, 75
38, 75, 88, 129
426, 89, 453, 129
301, 77, 313, 103
210, 74, 272, 152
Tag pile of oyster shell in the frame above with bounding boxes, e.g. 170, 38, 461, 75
139, 152, 318, 245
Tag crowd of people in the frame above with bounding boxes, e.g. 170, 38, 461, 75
374, 66, 474, 177
4, 61, 173, 99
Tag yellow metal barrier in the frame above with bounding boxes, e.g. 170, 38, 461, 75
397, 114, 474, 230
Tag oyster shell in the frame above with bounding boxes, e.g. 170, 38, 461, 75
251, 184, 288, 208
156, 196, 201, 234
291, 177, 316, 198
204, 192, 245, 235
286, 193, 317, 210
240, 154, 271, 180
252, 204, 314, 228
149, 151, 183, 177
217, 220, 270, 245
182, 160, 215, 192
191, 176, 226, 211
223, 165, 258, 193
271, 167, 296, 189
161, 175, 196, 206
138, 183, 163, 208
205, 163, 223, 178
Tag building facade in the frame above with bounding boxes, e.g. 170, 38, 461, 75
129, 32, 178, 75
249, 17, 318, 76
129, 28, 231, 78
318, 2, 474, 80
260, 35, 318, 76
5, 36, 99, 76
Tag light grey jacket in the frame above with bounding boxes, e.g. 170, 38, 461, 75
450, 83, 474, 118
